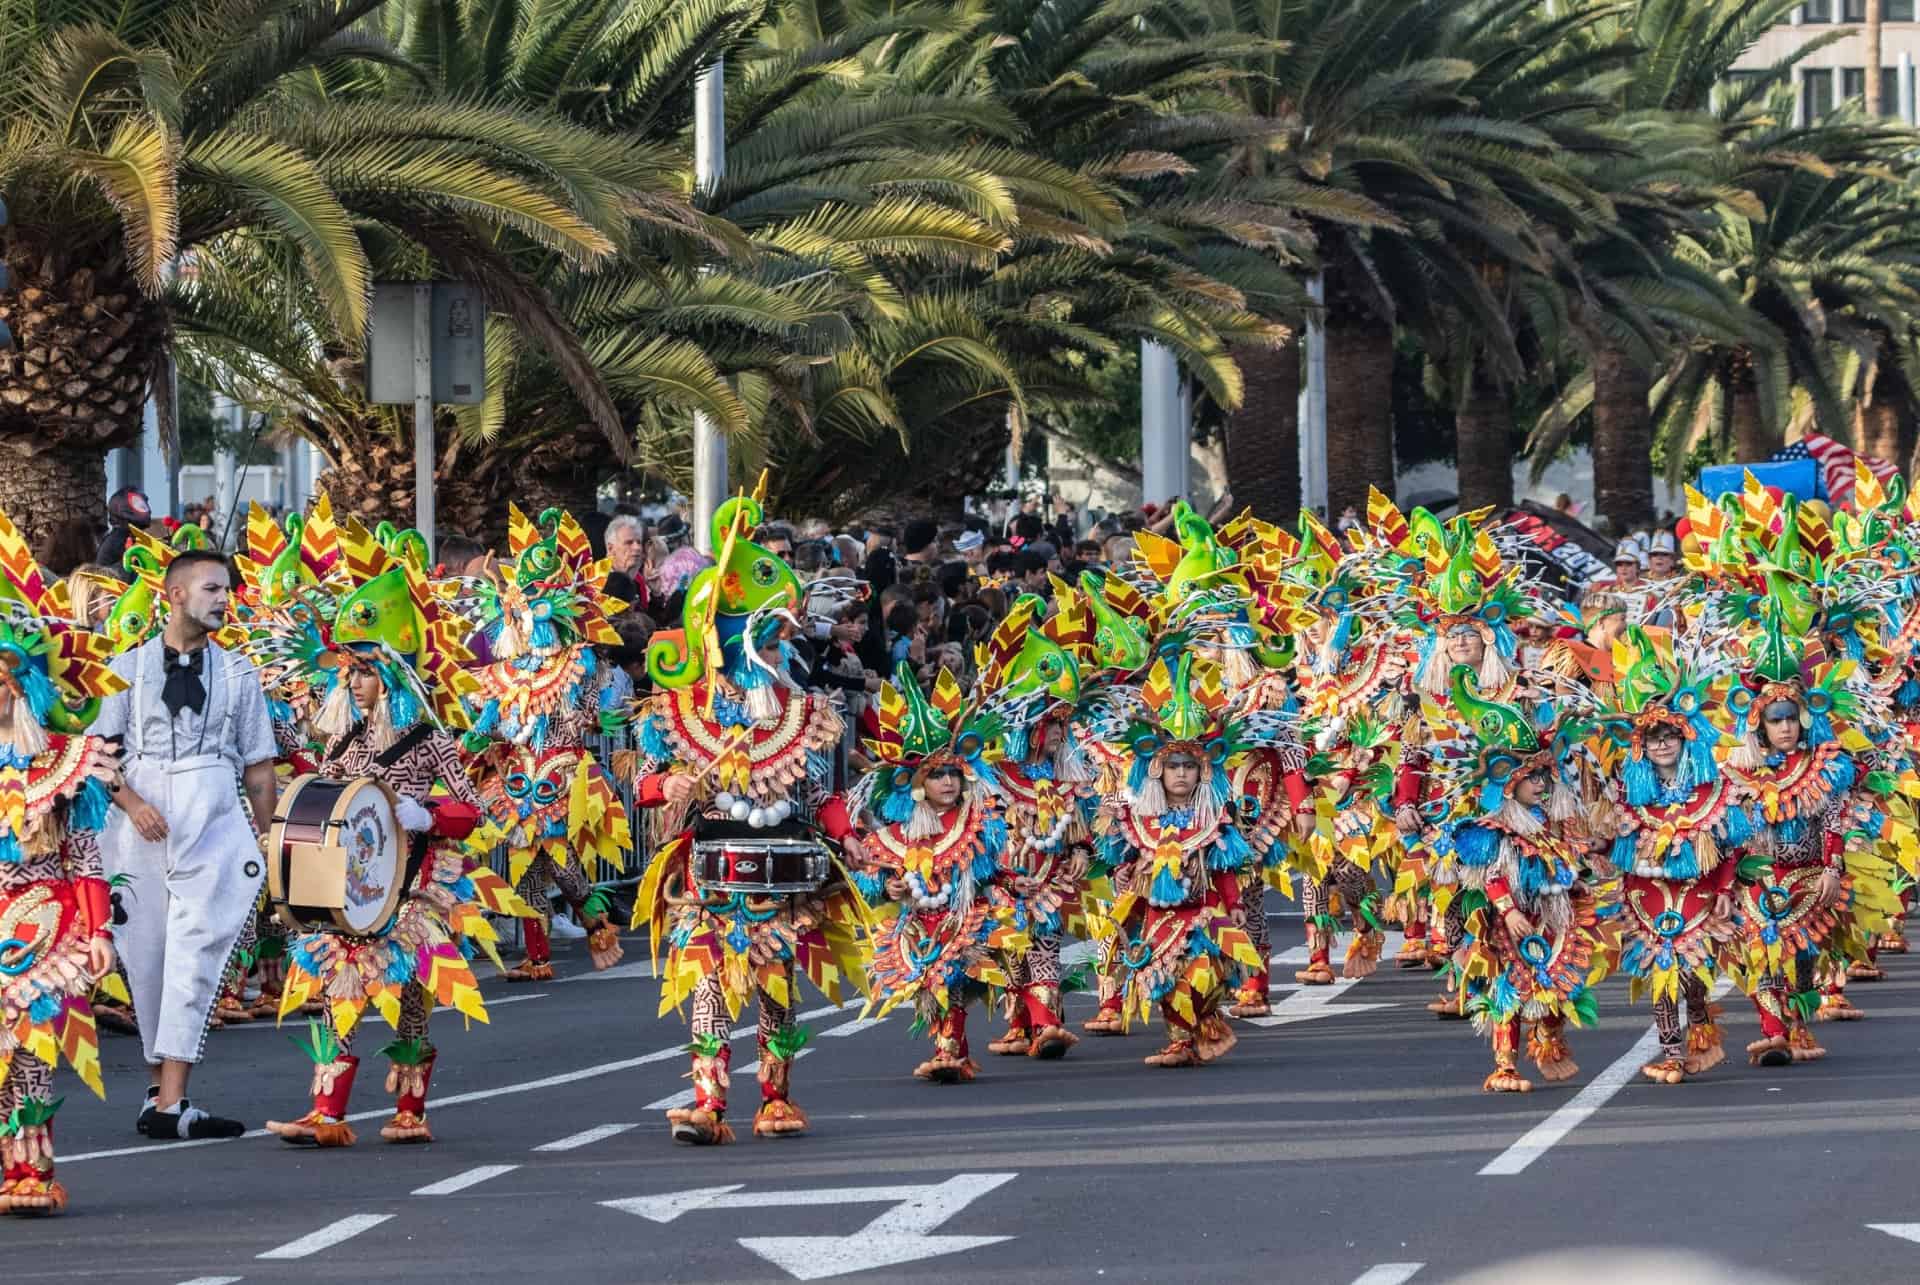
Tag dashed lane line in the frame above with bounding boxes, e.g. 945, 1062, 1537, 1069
1349, 1264, 1423, 1285
1479, 979, 1734, 1176
175, 1277, 243, 1285
64, 1001, 869, 1164
534, 1122, 641, 1151
412, 1164, 521, 1196
256, 1213, 395, 1260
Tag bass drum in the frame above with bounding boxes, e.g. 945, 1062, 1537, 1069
268, 774, 406, 937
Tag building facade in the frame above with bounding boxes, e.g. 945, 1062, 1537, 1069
1732, 5, 1920, 122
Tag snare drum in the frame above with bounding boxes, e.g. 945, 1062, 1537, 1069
268, 774, 407, 936
692, 820, 830, 895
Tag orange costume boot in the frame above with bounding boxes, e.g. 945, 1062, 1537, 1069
668, 1037, 735, 1145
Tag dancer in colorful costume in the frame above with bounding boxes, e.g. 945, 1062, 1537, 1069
1274, 505, 1416, 991
855, 663, 1022, 1079
1085, 653, 1277, 1067
972, 598, 1093, 1060
1597, 627, 1746, 1084
1720, 617, 1884, 1066
0, 511, 123, 1213
1433, 669, 1606, 1092
458, 506, 630, 980
246, 519, 531, 1146
1387, 511, 1543, 1003
630, 484, 866, 1144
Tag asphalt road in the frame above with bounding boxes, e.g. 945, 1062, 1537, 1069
14, 916, 1920, 1285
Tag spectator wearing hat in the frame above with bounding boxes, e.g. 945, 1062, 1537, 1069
1646, 530, 1679, 584
1609, 537, 1645, 593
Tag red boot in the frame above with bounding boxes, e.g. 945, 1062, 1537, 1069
381, 1041, 436, 1142
668, 1038, 735, 1145
266, 1054, 360, 1146
506, 917, 555, 981
1023, 985, 1078, 1059
0, 1103, 67, 1215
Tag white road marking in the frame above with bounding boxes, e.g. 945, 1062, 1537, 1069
66, 1002, 869, 1165
534, 1122, 641, 1151
1868, 1224, 1920, 1244
819, 1016, 887, 1037
412, 1164, 520, 1196
175, 1277, 244, 1285
256, 1213, 395, 1259
1238, 978, 1396, 1028
1349, 1264, 1423, 1285
604, 1172, 1018, 1280
645, 1050, 812, 1110
219, 993, 548, 1029
1480, 979, 1733, 1176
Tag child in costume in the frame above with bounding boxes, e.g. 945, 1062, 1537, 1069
971, 599, 1093, 1061
1597, 628, 1746, 1085
1086, 654, 1275, 1068
248, 519, 532, 1146
457, 506, 631, 980
855, 664, 1022, 1080
1434, 668, 1607, 1093
1721, 618, 1878, 1067
629, 487, 867, 1144
0, 510, 124, 1213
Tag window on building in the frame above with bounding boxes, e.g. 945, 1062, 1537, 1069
1842, 0, 1915, 17
1839, 66, 1903, 115
1802, 67, 1837, 118
1803, 0, 1833, 21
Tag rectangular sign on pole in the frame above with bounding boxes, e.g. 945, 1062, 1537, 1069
366, 283, 486, 407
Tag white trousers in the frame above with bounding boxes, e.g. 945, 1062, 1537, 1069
103, 754, 264, 1066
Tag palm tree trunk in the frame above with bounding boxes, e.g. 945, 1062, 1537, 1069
1859, 396, 1907, 474
1454, 366, 1513, 511
1729, 353, 1774, 462
1867, 0, 1885, 116
0, 447, 107, 547
1224, 339, 1301, 523
1324, 308, 1395, 522
1591, 340, 1655, 530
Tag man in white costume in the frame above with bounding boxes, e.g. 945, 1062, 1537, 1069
95, 551, 278, 1140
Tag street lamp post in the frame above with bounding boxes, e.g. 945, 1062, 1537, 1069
691, 59, 727, 553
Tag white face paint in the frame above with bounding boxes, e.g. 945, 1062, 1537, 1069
168, 562, 233, 634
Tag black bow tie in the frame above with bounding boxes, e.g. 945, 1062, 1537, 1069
161, 645, 207, 718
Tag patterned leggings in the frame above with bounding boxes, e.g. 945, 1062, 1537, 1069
330, 982, 431, 1057
1301, 859, 1378, 932
688, 968, 793, 1051
1003, 933, 1063, 1027
0, 1054, 53, 1124
1749, 947, 1819, 1039
1652, 971, 1712, 1058
516, 852, 591, 919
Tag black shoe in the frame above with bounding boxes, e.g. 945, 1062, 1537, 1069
142, 1099, 247, 1141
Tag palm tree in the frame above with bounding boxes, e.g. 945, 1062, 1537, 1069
1646, 105, 1920, 474
0, 0, 652, 542
1523, 0, 1828, 526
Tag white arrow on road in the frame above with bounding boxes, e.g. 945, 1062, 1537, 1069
602, 1172, 1017, 1280
1238, 977, 1396, 1028
1868, 1224, 1920, 1244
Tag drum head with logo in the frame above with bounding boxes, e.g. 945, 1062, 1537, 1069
335, 778, 403, 935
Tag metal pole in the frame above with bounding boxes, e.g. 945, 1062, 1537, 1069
413, 282, 435, 561
1140, 340, 1186, 508
1299, 272, 1329, 514
691, 58, 727, 553
1902, 51, 1915, 125
212, 395, 238, 546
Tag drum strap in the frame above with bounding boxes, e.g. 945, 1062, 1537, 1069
328, 722, 434, 770
376, 724, 435, 769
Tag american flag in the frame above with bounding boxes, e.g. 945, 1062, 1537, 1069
1770, 433, 1898, 508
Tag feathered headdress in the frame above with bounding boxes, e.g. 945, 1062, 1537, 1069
0, 509, 127, 743
239, 517, 479, 743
